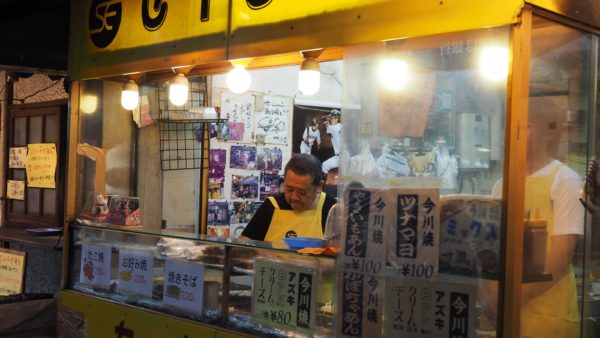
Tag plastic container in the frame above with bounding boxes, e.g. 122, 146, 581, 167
283, 237, 325, 250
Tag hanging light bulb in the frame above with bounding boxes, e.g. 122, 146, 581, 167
81, 95, 98, 114
226, 65, 251, 94
298, 57, 321, 96
378, 59, 408, 91
478, 46, 509, 82
120, 80, 140, 110
169, 73, 189, 106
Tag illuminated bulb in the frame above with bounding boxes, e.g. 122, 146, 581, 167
298, 57, 321, 96
478, 46, 509, 81
121, 80, 139, 110
379, 59, 408, 91
81, 95, 98, 114
169, 73, 189, 106
226, 65, 251, 94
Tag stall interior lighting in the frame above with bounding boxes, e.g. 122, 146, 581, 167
298, 57, 321, 96
121, 80, 140, 110
226, 64, 251, 94
379, 59, 408, 91
478, 46, 509, 82
169, 73, 189, 106
81, 94, 98, 114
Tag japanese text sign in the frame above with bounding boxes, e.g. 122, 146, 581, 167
387, 188, 440, 279
0, 248, 26, 296
163, 258, 205, 315
439, 196, 501, 279
80, 244, 112, 289
337, 271, 384, 338
340, 188, 388, 277
252, 258, 316, 336
7, 180, 25, 200
8, 147, 27, 168
118, 250, 154, 297
26, 143, 57, 189
385, 278, 476, 338
254, 95, 290, 145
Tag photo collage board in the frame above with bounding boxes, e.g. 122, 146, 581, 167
207, 90, 292, 238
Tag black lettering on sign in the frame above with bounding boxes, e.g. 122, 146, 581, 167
114, 320, 134, 338
200, 0, 210, 22
89, 0, 122, 48
142, 0, 168, 31
247, 0, 273, 10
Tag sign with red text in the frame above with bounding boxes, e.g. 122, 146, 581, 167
26, 143, 57, 188
80, 244, 112, 289
0, 248, 26, 296
118, 250, 154, 297
163, 259, 205, 315
252, 258, 316, 336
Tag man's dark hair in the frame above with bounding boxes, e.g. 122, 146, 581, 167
285, 154, 323, 186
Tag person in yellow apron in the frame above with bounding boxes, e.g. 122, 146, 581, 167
483, 98, 583, 337
240, 153, 337, 244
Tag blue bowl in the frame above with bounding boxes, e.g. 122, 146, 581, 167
283, 237, 325, 249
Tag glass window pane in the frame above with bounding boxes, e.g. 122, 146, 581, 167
13, 117, 26, 145
27, 188, 40, 214
45, 114, 59, 143
43, 190, 56, 216
29, 116, 42, 143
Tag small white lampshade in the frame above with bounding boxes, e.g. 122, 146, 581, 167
298, 57, 320, 96
379, 59, 408, 91
226, 65, 251, 94
169, 73, 189, 106
121, 80, 139, 110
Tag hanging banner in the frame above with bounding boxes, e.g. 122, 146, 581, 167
0, 248, 26, 296
163, 259, 205, 315
7, 180, 25, 200
118, 250, 154, 297
26, 143, 57, 189
8, 147, 27, 168
80, 244, 112, 289
252, 258, 317, 336
385, 278, 476, 338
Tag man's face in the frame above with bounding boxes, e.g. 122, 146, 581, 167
329, 116, 339, 125
284, 170, 321, 211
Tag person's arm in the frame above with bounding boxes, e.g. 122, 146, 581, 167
240, 199, 275, 241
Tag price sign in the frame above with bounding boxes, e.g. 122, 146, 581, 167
163, 258, 204, 315
0, 248, 26, 296
118, 249, 154, 297
80, 244, 112, 289
252, 258, 316, 336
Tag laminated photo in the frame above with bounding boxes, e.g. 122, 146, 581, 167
231, 175, 259, 199
256, 147, 283, 171
207, 202, 230, 225
209, 149, 226, 179
229, 201, 262, 224
208, 178, 225, 200
230, 145, 257, 170
259, 173, 284, 201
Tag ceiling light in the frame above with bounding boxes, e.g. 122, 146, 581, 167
121, 80, 139, 110
298, 57, 321, 96
379, 59, 408, 91
478, 46, 509, 82
169, 73, 189, 106
226, 65, 251, 94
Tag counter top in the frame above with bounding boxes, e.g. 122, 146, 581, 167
0, 226, 63, 249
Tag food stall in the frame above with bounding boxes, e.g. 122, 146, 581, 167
60, 1, 600, 337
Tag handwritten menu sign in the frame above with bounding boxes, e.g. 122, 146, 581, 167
254, 95, 290, 144
0, 248, 26, 296
221, 92, 254, 143
385, 278, 475, 338
340, 188, 387, 277
118, 250, 154, 297
337, 271, 384, 338
163, 258, 205, 315
252, 258, 316, 336
7, 180, 25, 200
387, 188, 440, 280
26, 143, 57, 188
79, 244, 112, 289
439, 195, 501, 279
8, 147, 27, 168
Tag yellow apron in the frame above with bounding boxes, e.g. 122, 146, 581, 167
521, 164, 580, 338
264, 192, 326, 244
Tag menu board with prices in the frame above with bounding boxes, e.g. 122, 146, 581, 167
163, 258, 205, 315
79, 244, 112, 289
337, 271, 385, 338
0, 248, 26, 296
118, 249, 154, 297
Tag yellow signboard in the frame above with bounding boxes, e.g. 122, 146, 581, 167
0, 248, 26, 296
26, 143, 57, 189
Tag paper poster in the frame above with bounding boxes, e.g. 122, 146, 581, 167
252, 258, 317, 336
118, 250, 154, 297
8, 147, 27, 168
26, 143, 57, 188
80, 244, 112, 289
163, 258, 205, 315
337, 271, 384, 338
207, 225, 230, 237
207, 202, 230, 225
208, 178, 225, 200
209, 149, 226, 179
257, 147, 283, 171
230, 145, 257, 170
231, 175, 259, 200
0, 248, 26, 296
221, 92, 254, 143
254, 95, 291, 144
387, 188, 440, 280
340, 188, 388, 277
7, 180, 25, 200
385, 278, 476, 338
439, 195, 501, 279
230, 224, 247, 238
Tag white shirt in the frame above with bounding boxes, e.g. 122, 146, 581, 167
326, 123, 341, 155
491, 160, 584, 236
301, 127, 321, 150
